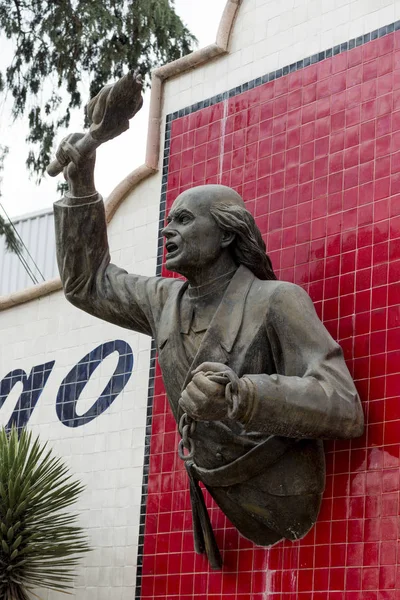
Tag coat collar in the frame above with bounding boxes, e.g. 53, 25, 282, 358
156, 264, 255, 382
196, 264, 255, 355
180, 268, 237, 335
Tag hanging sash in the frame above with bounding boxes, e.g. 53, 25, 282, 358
179, 411, 298, 569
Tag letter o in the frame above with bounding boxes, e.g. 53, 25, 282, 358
56, 340, 134, 427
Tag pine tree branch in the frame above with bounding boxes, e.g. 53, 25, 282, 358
1, 0, 197, 181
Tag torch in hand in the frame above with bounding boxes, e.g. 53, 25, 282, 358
47, 71, 144, 178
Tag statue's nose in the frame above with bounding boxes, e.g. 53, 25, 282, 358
162, 222, 176, 238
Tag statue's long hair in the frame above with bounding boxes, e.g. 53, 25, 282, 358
210, 203, 277, 281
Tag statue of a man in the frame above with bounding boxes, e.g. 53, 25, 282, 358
54, 136, 363, 567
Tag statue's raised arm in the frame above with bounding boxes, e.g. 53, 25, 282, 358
52, 72, 179, 337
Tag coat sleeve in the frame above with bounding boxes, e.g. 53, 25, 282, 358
241, 282, 364, 440
54, 195, 175, 337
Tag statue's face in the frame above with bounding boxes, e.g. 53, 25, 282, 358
162, 189, 226, 276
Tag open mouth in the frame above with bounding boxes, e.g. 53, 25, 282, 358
165, 241, 180, 256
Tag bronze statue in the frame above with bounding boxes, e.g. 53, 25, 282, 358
51, 75, 364, 569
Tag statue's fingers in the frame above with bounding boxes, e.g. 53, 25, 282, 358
183, 381, 209, 410
56, 132, 84, 160
57, 133, 81, 151
179, 389, 202, 420
185, 379, 204, 399
56, 141, 82, 167
65, 132, 85, 145
192, 372, 225, 395
206, 374, 229, 386
192, 362, 228, 375
55, 145, 69, 168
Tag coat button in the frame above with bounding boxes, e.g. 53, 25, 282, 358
216, 452, 223, 460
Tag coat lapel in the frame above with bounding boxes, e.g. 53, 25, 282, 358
156, 279, 188, 352
156, 281, 192, 420
182, 265, 255, 389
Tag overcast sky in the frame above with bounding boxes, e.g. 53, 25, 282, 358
0, 0, 227, 218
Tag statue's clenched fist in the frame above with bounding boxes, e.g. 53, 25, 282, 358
179, 362, 237, 421
56, 133, 97, 198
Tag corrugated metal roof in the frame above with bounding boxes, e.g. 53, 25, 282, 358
0, 207, 58, 296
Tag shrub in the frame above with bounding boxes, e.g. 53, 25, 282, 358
0, 427, 90, 599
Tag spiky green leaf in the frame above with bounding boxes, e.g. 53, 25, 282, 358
0, 427, 90, 598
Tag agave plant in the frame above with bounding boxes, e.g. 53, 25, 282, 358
0, 427, 90, 599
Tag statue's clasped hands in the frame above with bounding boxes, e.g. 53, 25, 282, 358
179, 362, 241, 421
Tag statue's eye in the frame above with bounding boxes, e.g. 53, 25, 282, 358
180, 214, 191, 224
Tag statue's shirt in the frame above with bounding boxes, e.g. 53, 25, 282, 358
181, 270, 236, 363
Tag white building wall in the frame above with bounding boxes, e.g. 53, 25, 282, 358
0, 173, 162, 600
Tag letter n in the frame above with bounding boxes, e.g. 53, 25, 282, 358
0, 362, 56, 431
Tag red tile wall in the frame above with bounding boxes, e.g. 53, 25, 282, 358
141, 30, 400, 599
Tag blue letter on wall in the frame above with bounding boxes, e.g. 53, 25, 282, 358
0, 362, 56, 430
56, 340, 134, 427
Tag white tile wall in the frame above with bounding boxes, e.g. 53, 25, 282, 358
0, 171, 162, 599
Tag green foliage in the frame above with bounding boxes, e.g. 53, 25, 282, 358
0, 146, 22, 254
0, 427, 90, 599
0, 0, 196, 181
